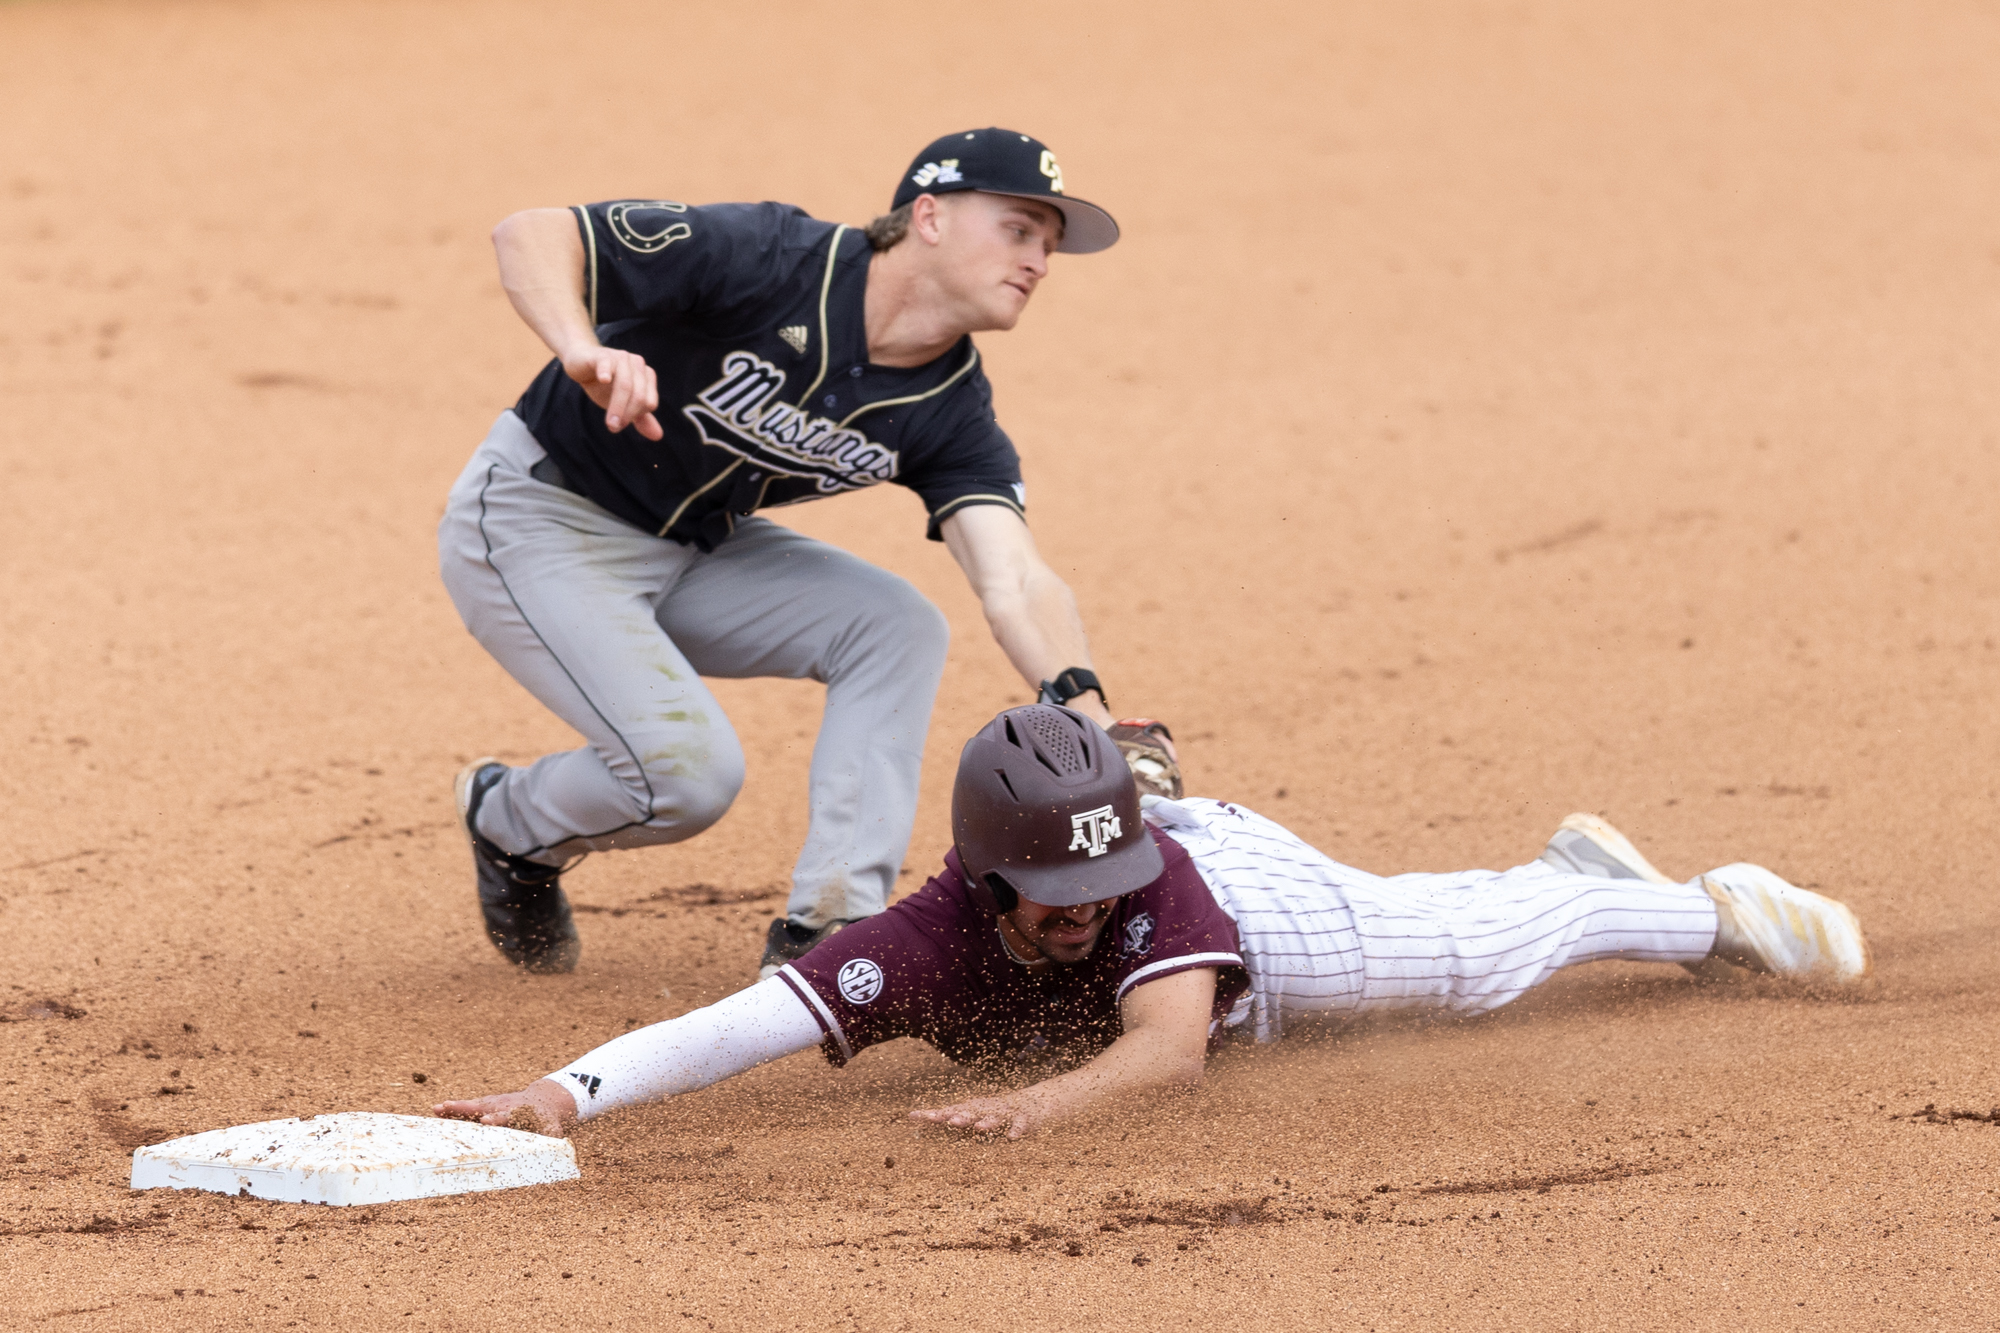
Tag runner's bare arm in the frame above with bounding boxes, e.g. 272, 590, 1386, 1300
491, 207, 662, 439
940, 505, 1115, 726
908, 967, 1215, 1139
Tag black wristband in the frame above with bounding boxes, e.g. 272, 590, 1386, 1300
1037, 667, 1107, 711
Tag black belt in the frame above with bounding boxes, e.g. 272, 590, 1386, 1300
529, 455, 578, 493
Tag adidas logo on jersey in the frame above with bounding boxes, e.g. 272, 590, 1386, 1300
777, 325, 809, 355
909, 158, 964, 189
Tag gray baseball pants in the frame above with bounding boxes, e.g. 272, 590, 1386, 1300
437, 411, 949, 928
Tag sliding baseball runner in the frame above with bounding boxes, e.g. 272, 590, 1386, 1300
438, 129, 1164, 979
436, 706, 1872, 1140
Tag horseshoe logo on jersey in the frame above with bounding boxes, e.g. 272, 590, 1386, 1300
607, 201, 692, 253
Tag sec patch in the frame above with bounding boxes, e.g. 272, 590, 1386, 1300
837, 958, 885, 1005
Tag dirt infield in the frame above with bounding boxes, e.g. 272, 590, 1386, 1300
5, 0, 2000, 1327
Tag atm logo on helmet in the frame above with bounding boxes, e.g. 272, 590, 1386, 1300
1068, 804, 1122, 858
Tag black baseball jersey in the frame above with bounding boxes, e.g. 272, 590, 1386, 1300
513, 201, 1027, 551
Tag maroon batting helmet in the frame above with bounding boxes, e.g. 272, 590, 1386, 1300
952, 704, 1165, 912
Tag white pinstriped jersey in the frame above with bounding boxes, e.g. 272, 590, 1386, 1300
1141, 797, 1718, 1042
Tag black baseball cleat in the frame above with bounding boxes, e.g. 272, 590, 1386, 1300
454, 758, 580, 974
757, 916, 857, 980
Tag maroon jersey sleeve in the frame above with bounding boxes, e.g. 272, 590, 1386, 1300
771, 876, 980, 1065
1100, 833, 1249, 1010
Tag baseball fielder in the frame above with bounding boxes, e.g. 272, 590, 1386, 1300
438, 129, 1156, 979
436, 706, 1872, 1140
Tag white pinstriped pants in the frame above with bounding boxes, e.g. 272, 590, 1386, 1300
1141, 797, 1719, 1042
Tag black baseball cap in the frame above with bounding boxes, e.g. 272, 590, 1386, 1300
891, 128, 1120, 255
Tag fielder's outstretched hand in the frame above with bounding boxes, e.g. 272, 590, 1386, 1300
564, 346, 663, 440
434, 1077, 579, 1138
909, 1093, 1044, 1140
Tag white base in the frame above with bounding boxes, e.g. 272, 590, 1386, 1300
130, 1112, 579, 1205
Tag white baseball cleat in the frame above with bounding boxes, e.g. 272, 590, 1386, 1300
1697, 862, 1872, 982
1539, 812, 1674, 884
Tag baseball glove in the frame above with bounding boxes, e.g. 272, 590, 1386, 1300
1108, 718, 1182, 800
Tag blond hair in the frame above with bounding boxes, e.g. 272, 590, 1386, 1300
865, 203, 913, 251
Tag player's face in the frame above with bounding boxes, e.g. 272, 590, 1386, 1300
1004, 894, 1121, 965
931, 192, 1061, 331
